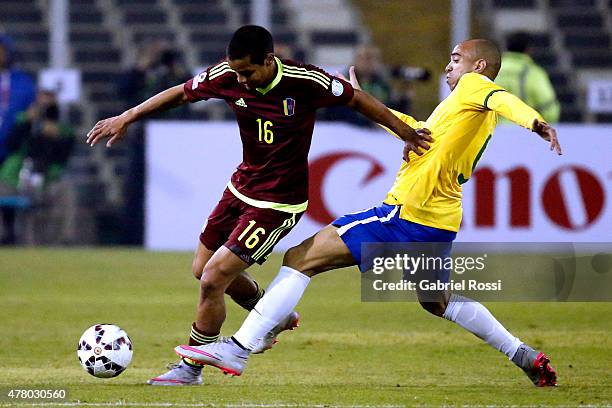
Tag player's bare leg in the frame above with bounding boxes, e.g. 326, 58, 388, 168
417, 290, 556, 386
148, 243, 260, 385
191, 242, 215, 280
283, 225, 357, 277
195, 246, 250, 335
188, 243, 263, 349
175, 225, 356, 374
193, 242, 261, 306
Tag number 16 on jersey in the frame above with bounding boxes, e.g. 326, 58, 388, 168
256, 119, 274, 144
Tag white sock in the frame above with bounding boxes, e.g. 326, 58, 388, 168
443, 294, 522, 360
234, 266, 310, 350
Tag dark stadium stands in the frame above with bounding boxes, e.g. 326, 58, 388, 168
0, 0, 609, 243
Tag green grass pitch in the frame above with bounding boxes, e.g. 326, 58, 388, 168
1, 248, 611, 407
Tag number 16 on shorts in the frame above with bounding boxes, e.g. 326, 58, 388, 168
237, 220, 266, 249
233, 213, 299, 264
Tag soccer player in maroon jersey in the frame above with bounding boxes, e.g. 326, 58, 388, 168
86, 25, 431, 385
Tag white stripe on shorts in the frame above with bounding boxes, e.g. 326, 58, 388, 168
336, 205, 399, 237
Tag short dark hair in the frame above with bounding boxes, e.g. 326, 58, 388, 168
227, 25, 274, 64
465, 38, 502, 80
506, 32, 530, 53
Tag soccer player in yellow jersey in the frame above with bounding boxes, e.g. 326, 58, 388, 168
176, 39, 561, 386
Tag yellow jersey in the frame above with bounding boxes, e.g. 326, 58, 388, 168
383, 72, 544, 232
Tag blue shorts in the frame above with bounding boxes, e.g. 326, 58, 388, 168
333, 203, 457, 274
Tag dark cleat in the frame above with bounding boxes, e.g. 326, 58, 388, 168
513, 344, 557, 387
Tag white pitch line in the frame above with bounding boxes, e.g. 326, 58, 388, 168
1, 403, 610, 408
0, 403, 407, 408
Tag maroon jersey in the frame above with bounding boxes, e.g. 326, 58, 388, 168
184, 57, 354, 205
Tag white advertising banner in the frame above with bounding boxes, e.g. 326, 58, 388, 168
38, 68, 81, 104
146, 122, 612, 250
587, 80, 612, 113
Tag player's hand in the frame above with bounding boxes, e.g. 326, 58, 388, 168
86, 114, 129, 148
532, 119, 562, 155
347, 66, 362, 91
336, 66, 362, 91
402, 128, 432, 162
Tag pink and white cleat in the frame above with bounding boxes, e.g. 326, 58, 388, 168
251, 311, 300, 354
175, 338, 248, 376
146, 361, 202, 386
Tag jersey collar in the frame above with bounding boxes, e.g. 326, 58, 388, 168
256, 56, 283, 95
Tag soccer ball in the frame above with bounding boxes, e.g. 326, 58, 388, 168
77, 324, 133, 378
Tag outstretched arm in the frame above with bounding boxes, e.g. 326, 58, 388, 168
338, 67, 422, 131
532, 118, 562, 155
86, 84, 189, 148
487, 90, 562, 155
343, 66, 432, 161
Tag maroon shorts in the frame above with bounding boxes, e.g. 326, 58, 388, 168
200, 188, 303, 265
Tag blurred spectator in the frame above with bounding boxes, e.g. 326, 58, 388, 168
0, 90, 76, 245
118, 42, 192, 245
0, 34, 36, 165
275, 42, 295, 60
388, 65, 431, 115
275, 41, 306, 63
353, 45, 393, 106
325, 45, 393, 127
496, 32, 560, 123
119, 42, 191, 119
118, 41, 164, 108
324, 45, 429, 127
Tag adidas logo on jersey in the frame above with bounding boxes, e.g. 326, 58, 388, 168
235, 98, 247, 107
